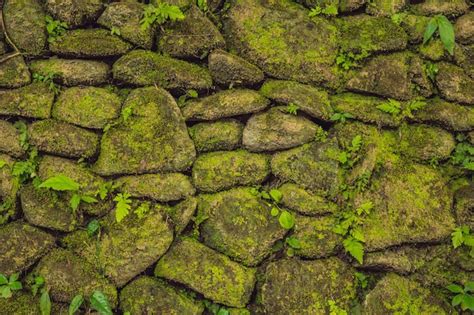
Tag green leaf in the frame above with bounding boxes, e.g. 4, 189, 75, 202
9, 273, 19, 283
0, 160, 6, 169
447, 284, 464, 294
114, 193, 132, 223
351, 228, 365, 242
286, 236, 301, 249
461, 294, 474, 311
81, 195, 98, 204
90, 291, 113, 315
0, 286, 12, 298
87, 220, 100, 237
465, 281, 474, 292
70, 193, 81, 212
270, 207, 279, 217
39, 175, 80, 191
451, 228, 464, 248
376, 99, 401, 115
451, 294, 463, 306
40, 291, 51, 315
269, 189, 283, 203
9, 281, 22, 291
343, 237, 364, 264
0, 274, 8, 285
279, 211, 295, 229
437, 15, 455, 55
423, 17, 438, 45
68, 294, 84, 315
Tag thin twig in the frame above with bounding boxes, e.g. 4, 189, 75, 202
0, 9, 21, 54
0, 51, 20, 63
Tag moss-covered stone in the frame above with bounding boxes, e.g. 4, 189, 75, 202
366, 0, 407, 17
182, 89, 269, 121
29, 120, 99, 159
454, 183, 473, 230
189, 119, 244, 153
258, 257, 356, 314
33, 248, 117, 306
455, 12, 474, 44
413, 98, 474, 132
224, 0, 339, 88
0, 292, 41, 315
279, 183, 338, 216
53, 87, 122, 129
271, 140, 342, 196
412, 0, 469, 16
45, 0, 106, 27
50, 29, 132, 58
115, 173, 195, 202
112, 50, 212, 90
158, 5, 225, 59
357, 163, 455, 251
120, 276, 204, 315
3, 0, 46, 56
167, 197, 197, 234
208, 49, 265, 87
94, 87, 196, 175
0, 154, 18, 225
0, 83, 54, 119
259, 80, 333, 121
154, 237, 256, 308
363, 273, 448, 314
0, 222, 55, 275
339, 0, 366, 12
98, 2, 154, 49
435, 62, 474, 105
0, 55, 30, 88
29, 58, 110, 86
0, 120, 25, 158
198, 187, 286, 266
243, 107, 319, 152
399, 14, 430, 44
192, 150, 270, 192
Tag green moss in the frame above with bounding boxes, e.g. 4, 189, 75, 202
366, 0, 407, 16
435, 62, 474, 105
0, 55, 30, 88
279, 183, 338, 216
0, 83, 54, 119
414, 97, 474, 131
189, 119, 244, 152
419, 39, 446, 61
0, 120, 25, 158
45, 0, 105, 27
0, 292, 41, 314
0, 154, 18, 225
400, 14, 430, 44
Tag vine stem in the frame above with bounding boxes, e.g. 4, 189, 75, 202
0, 8, 21, 56
0, 51, 20, 63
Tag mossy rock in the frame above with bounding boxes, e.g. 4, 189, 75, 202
45, 0, 106, 27
192, 150, 270, 192
0, 154, 18, 225
52, 87, 122, 129
0, 221, 55, 275
259, 80, 333, 121
278, 183, 338, 216
243, 107, 319, 152
366, 0, 407, 17
258, 257, 356, 314
94, 87, 196, 175
154, 237, 256, 308
182, 89, 269, 121
435, 62, 474, 105
413, 97, 474, 131
50, 29, 132, 58
0, 120, 25, 158
0, 292, 41, 315
198, 187, 287, 266
189, 119, 244, 153
166, 197, 198, 234
339, 0, 366, 12
208, 49, 265, 87
454, 183, 474, 229
20, 183, 81, 232
112, 50, 212, 90
29, 58, 110, 86
29, 120, 99, 159
0, 55, 30, 88
358, 245, 418, 274
98, 2, 154, 49
455, 42, 474, 78
32, 248, 118, 306
399, 14, 430, 44
411, 0, 469, 16
120, 276, 204, 315
0, 83, 54, 119
3, 0, 46, 56
158, 5, 225, 59
363, 273, 449, 314
271, 140, 342, 196
115, 173, 195, 202
357, 163, 455, 251
455, 12, 474, 44
224, 0, 339, 88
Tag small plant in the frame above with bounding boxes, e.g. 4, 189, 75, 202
113, 193, 132, 223
191, 211, 209, 238
110, 26, 121, 36
45, 15, 68, 43
451, 225, 474, 257
330, 110, 353, 123
390, 12, 407, 26
376, 98, 426, 122
14, 121, 29, 151
308, 3, 338, 17
251, 187, 295, 230
134, 201, 151, 219
338, 135, 363, 170
328, 299, 347, 315
177, 89, 198, 107
285, 236, 301, 257
336, 49, 370, 71
87, 219, 101, 237
196, 0, 208, 13
0, 273, 22, 298
40, 290, 51, 315
203, 300, 230, 315
451, 135, 474, 171
446, 282, 474, 312
0, 160, 6, 169
69, 291, 112, 315
286, 103, 299, 115
423, 61, 439, 82
69, 294, 84, 315
12, 148, 40, 185
355, 271, 368, 289
31, 276, 45, 296
423, 14, 455, 55
314, 126, 328, 143
33, 72, 60, 95
140, 2, 185, 30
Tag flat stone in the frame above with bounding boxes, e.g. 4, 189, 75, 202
258, 257, 356, 314
243, 107, 319, 152
0, 154, 18, 225
208, 49, 264, 87
412, 0, 469, 16
182, 89, 269, 121
455, 12, 474, 44
259, 80, 333, 121
0, 83, 54, 119
414, 98, 474, 131
454, 183, 474, 229
189, 119, 244, 153
112, 50, 212, 90
45, 0, 106, 27
166, 197, 198, 234
94, 87, 196, 175
399, 14, 431, 44
0, 120, 25, 158
198, 187, 286, 266
29, 58, 110, 86
50, 29, 132, 58
115, 173, 195, 202
52, 87, 122, 129
278, 183, 338, 216
3, 0, 47, 55
0, 222, 55, 275
436, 62, 474, 105
29, 120, 99, 159
192, 150, 270, 192
98, 2, 154, 49
340, 0, 366, 12
366, 0, 407, 17
0, 55, 30, 88
120, 277, 204, 314
158, 5, 225, 59
154, 237, 256, 308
